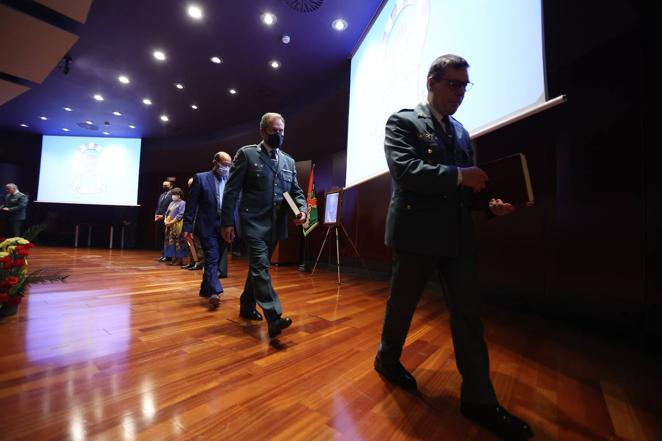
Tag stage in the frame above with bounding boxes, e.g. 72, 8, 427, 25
0, 246, 659, 440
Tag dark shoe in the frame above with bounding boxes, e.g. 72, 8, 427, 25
188, 262, 204, 271
461, 403, 534, 441
207, 294, 220, 311
239, 308, 263, 321
181, 262, 194, 269
157, 256, 167, 262
267, 317, 292, 338
373, 356, 417, 390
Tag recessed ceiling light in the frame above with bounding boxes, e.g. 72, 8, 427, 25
191, 104, 198, 110
63, 107, 73, 112
129, 124, 136, 129
175, 83, 184, 90
153, 50, 166, 61
142, 98, 153, 105
332, 18, 348, 31
160, 114, 169, 122
40, 116, 48, 120
19, 123, 28, 128
62, 128, 70, 132
103, 131, 110, 135
118, 75, 130, 84
113, 111, 122, 116
85, 120, 93, 124
270, 60, 281, 69
93, 94, 104, 101
210, 56, 222, 64
281, 35, 291, 44
228, 88, 237, 95
261, 12, 276, 26
187, 4, 203, 20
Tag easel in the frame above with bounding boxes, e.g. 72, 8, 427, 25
311, 188, 363, 284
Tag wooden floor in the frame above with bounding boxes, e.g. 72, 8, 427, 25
1, 247, 660, 441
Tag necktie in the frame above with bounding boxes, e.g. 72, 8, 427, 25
269, 149, 277, 167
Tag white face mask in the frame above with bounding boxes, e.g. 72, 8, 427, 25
171, 195, 181, 201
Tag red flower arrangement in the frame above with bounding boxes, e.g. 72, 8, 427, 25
0, 237, 34, 308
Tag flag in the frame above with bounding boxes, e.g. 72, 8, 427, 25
302, 163, 318, 237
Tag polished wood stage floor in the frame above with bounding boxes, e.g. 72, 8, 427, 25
1, 247, 660, 440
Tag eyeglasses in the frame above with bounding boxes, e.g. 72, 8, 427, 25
439, 78, 473, 92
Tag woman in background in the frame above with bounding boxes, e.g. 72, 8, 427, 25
163, 187, 188, 266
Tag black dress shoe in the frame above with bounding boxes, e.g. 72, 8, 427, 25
188, 262, 204, 271
157, 256, 167, 262
239, 309, 263, 321
207, 294, 220, 311
267, 317, 292, 338
373, 356, 417, 390
461, 403, 534, 441
181, 262, 194, 269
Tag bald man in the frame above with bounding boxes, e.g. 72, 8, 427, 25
183, 151, 232, 310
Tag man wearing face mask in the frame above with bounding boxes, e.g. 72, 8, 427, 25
221, 112, 307, 339
155, 180, 173, 262
183, 151, 232, 310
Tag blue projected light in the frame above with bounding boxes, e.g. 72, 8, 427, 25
346, 0, 546, 188
37, 135, 142, 206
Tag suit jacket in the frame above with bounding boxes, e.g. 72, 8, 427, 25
155, 190, 172, 216
384, 103, 478, 257
221, 142, 306, 242
2, 191, 29, 221
183, 171, 223, 238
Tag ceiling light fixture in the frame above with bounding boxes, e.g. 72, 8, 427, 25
261, 12, 276, 25
175, 83, 184, 90
160, 115, 169, 122
142, 98, 153, 105
228, 88, 237, 95
63, 107, 73, 112
103, 131, 110, 135
210, 56, 222, 64
191, 104, 198, 110
85, 120, 93, 124
20, 123, 28, 128
40, 116, 48, 120
281, 35, 291, 44
332, 18, 348, 31
270, 60, 281, 69
113, 111, 122, 116
129, 124, 136, 129
118, 75, 130, 84
62, 128, 70, 132
187, 4, 203, 20
93, 94, 104, 101
153, 50, 166, 61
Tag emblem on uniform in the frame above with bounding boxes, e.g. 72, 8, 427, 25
417, 132, 434, 141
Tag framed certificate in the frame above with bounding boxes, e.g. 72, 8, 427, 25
323, 188, 343, 226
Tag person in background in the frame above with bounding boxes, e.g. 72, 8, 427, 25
1, 183, 29, 238
183, 152, 232, 311
154, 180, 173, 262
163, 187, 188, 266
221, 112, 307, 339
182, 177, 205, 271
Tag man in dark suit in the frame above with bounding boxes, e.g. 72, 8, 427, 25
375, 55, 533, 441
1, 183, 29, 237
221, 112, 307, 339
154, 180, 173, 261
183, 152, 232, 310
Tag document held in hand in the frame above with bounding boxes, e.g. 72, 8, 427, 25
283, 191, 301, 216
478, 153, 534, 206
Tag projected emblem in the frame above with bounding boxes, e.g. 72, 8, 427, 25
72, 142, 107, 195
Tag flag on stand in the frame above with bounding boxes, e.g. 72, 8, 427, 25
302, 163, 318, 237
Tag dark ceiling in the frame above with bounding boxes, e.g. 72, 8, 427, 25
0, 0, 383, 139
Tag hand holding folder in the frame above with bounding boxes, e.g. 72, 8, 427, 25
478, 153, 535, 207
